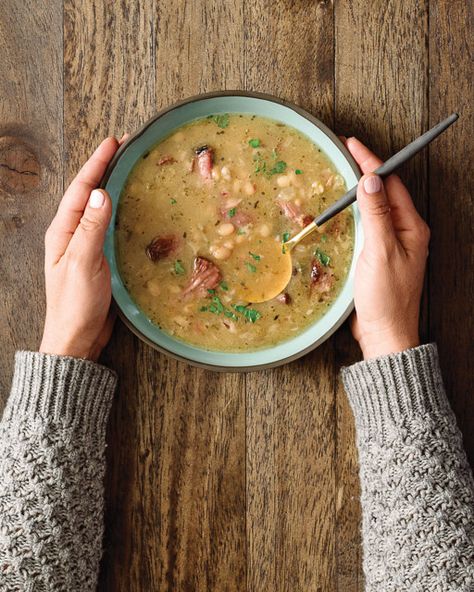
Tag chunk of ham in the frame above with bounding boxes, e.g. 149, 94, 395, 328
183, 256, 222, 297
195, 145, 214, 180
275, 292, 292, 304
219, 196, 253, 227
310, 259, 335, 294
277, 198, 312, 228
157, 155, 176, 165
145, 235, 177, 262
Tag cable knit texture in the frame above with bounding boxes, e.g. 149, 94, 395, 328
0, 351, 117, 592
342, 343, 474, 591
1, 346, 473, 591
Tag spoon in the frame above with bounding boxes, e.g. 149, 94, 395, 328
235, 113, 459, 303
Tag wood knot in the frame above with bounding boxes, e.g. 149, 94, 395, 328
0, 136, 40, 194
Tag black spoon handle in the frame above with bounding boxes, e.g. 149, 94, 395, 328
315, 112, 459, 227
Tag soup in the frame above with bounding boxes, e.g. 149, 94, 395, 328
115, 114, 353, 352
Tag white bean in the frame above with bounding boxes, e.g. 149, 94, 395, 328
221, 165, 231, 180
233, 179, 243, 193
311, 181, 324, 194
210, 245, 231, 260
211, 169, 221, 181
147, 279, 161, 296
223, 239, 235, 249
258, 223, 271, 237
243, 181, 256, 195
217, 222, 235, 236
277, 175, 290, 187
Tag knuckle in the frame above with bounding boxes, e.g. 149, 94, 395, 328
79, 214, 101, 233
417, 221, 431, 245
365, 198, 391, 218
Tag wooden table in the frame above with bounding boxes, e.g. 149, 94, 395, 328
1, 2, 472, 590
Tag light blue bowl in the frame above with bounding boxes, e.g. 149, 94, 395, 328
101, 91, 362, 371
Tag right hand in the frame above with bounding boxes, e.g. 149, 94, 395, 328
345, 137, 431, 360
40, 138, 121, 361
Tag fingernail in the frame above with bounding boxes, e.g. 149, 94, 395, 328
363, 175, 382, 194
89, 189, 105, 208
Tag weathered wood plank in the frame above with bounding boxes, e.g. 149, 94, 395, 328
0, 2, 63, 400
334, 2, 429, 589
428, 1, 474, 465
244, 3, 338, 590
152, 3, 247, 590
64, 1, 247, 590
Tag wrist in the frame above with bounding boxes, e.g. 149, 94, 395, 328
358, 330, 420, 361
39, 334, 101, 362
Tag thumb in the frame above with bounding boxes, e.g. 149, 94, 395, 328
357, 173, 394, 244
67, 189, 112, 268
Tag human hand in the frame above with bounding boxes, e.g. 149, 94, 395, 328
345, 137, 430, 360
40, 137, 120, 361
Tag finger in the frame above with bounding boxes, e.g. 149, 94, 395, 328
46, 137, 118, 263
66, 189, 112, 270
357, 173, 395, 246
346, 136, 383, 173
346, 136, 426, 234
119, 133, 130, 145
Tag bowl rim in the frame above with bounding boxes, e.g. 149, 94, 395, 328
101, 90, 361, 372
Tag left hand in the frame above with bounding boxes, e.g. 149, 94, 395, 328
40, 137, 121, 361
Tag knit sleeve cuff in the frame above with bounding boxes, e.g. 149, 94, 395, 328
341, 344, 452, 444
2, 351, 117, 434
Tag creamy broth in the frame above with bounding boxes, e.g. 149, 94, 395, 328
116, 114, 353, 351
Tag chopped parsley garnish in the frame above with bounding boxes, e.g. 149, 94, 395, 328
224, 310, 238, 321
174, 260, 185, 275
245, 262, 257, 273
228, 207, 237, 218
249, 252, 261, 261
248, 138, 261, 148
282, 232, 290, 243
209, 296, 225, 314
315, 248, 331, 267
295, 169, 303, 175
270, 160, 287, 175
233, 305, 261, 323
237, 228, 246, 235
207, 288, 216, 294
321, 234, 328, 243
220, 281, 229, 291
209, 113, 230, 128
170, 198, 177, 204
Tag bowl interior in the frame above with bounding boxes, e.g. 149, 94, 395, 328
103, 93, 362, 370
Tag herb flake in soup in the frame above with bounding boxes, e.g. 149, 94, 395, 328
116, 114, 354, 352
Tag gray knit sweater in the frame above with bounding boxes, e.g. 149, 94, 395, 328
0, 345, 473, 591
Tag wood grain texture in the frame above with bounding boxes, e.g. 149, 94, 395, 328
1, 1, 473, 591
244, 3, 339, 590
0, 1, 63, 400
334, 4, 429, 588
63, 1, 246, 590
428, 1, 474, 464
